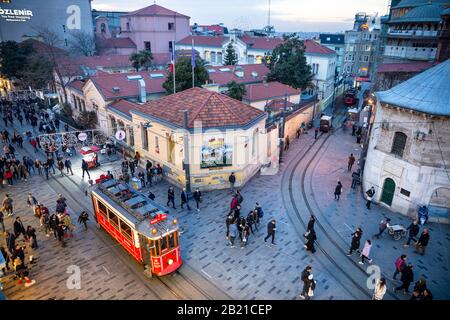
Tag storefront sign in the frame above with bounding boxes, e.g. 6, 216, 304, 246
0, 7, 33, 22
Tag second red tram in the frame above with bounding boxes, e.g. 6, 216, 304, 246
91, 178, 182, 276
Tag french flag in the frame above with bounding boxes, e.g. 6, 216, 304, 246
169, 41, 175, 74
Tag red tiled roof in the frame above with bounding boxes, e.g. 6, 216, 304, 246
303, 39, 336, 55
108, 99, 136, 117
124, 4, 189, 18
240, 35, 284, 50
177, 35, 228, 47
207, 64, 269, 86
152, 53, 170, 66
244, 82, 301, 102
78, 55, 132, 69
192, 25, 225, 35
131, 87, 265, 129
377, 61, 437, 73
100, 37, 136, 49
68, 80, 85, 92
21, 38, 66, 55
265, 98, 296, 110
90, 70, 166, 100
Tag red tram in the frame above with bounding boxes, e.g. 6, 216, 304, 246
91, 178, 182, 276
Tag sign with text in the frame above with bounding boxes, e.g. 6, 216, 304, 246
200, 137, 232, 169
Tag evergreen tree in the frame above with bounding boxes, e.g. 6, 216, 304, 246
130, 50, 153, 71
267, 34, 313, 89
226, 81, 246, 101
223, 42, 238, 65
163, 57, 209, 94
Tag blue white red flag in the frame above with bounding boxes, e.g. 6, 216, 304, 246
169, 41, 175, 74
191, 38, 196, 69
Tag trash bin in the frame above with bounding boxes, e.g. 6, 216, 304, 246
418, 206, 429, 225
131, 177, 142, 190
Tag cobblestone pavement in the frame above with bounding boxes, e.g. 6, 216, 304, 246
308, 127, 450, 299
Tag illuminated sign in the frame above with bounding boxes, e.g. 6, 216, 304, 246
0, 7, 33, 22
150, 213, 168, 225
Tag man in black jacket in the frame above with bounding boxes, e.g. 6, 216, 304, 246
167, 187, 176, 209
193, 188, 202, 212
415, 229, 430, 255
347, 228, 363, 256
264, 220, 277, 245
180, 188, 191, 211
404, 220, 420, 247
229, 172, 236, 194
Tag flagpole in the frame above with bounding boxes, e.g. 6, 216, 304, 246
192, 38, 195, 88
173, 40, 176, 94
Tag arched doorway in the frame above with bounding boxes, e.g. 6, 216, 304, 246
429, 187, 450, 218
381, 178, 395, 206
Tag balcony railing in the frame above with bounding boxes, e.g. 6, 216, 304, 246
384, 46, 437, 60
387, 28, 438, 37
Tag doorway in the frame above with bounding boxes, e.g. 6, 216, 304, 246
381, 178, 395, 206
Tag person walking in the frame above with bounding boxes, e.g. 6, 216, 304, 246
240, 218, 250, 249
264, 219, 277, 245
0, 210, 5, 233
304, 229, 317, 253
180, 188, 192, 211
167, 186, 176, 209
229, 172, 236, 194
78, 211, 89, 230
64, 158, 73, 175
393, 254, 407, 281
334, 181, 343, 200
26, 226, 38, 249
414, 229, 430, 256
373, 278, 387, 300
2, 193, 14, 216
373, 218, 391, 239
347, 228, 363, 256
193, 188, 202, 212
284, 135, 290, 151
365, 186, 375, 209
359, 239, 373, 264
404, 220, 420, 247
35, 159, 42, 176
299, 266, 313, 299
348, 153, 356, 171
81, 159, 90, 179
228, 220, 238, 248
225, 214, 234, 241
306, 215, 316, 233
395, 264, 414, 295
57, 159, 65, 177
13, 217, 26, 239
230, 194, 239, 211
314, 127, 319, 139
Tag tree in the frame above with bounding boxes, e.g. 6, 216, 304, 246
68, 30, 96, 56
17, 53, 53, 90
267, 34, 313, 90
77, 110, 98, 129
226, 81, 246, 101
162, 57, 209, 94
130, 50, 153, 71
0, 41, 34, 80
223, 42, 238, 65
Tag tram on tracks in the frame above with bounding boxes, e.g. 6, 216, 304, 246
91, 178, 182, 276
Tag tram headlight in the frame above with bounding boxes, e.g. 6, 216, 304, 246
167, 259, 174, 265
173, 218, 178, 225
151, 228, 157, 234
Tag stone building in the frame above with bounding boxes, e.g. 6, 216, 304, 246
364, 59, 450, 222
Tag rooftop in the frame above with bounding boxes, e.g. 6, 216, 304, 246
303, 39, 337, 55
68, 80, 86, 92
122, 4, 189, 18
391, 3, 445, 23
376, 59, 450, 116
377, 61, 437, 73
89, 70, 166, 100
99, 37, 136, 49
131, 87, 266, 129
176, 35, 228, 47
240, 35, 284, 50
244, 82, 301, 102
207, 64, 270, 86
108, 99, 137, 117
393, 0, 450, 9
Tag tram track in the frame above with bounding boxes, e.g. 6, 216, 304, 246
14, 139, 229, 300
283, 110, 400, 300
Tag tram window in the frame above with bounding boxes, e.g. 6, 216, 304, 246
119, 220, 132, 240
153, 239, 161, 256
168, 233, 175, 249
160, 236, 168, 252
97, 200, 107, 217
107, 209, 119, 228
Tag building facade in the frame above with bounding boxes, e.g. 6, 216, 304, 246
364, 59, 450, 222
0, 0, 93, 46
119, 4, 190, 54
319, 34, 345, 74
343, 12, 381, 88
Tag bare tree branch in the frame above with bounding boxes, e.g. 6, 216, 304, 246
68, 30, 96, 56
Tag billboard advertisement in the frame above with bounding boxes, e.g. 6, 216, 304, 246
0, 0, 93, 43
201, 137, 232, 169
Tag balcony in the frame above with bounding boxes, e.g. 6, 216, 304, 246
387, 28, 438, 37
384, 46, 437, 60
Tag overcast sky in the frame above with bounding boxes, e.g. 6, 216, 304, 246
92, 0, 389, 32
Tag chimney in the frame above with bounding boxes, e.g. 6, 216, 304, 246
138, 78, 146, 103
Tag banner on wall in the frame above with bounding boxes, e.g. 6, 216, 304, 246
200, 137, 232, 169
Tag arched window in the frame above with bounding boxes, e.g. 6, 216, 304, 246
101, 23, 106, 33
391, 132, 407, 157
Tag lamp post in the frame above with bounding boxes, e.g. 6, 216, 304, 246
360, 98, 374, 175
182, 110, 192, 195
278, 94, 287, 163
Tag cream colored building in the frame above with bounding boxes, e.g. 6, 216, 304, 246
107, 87, 269, 190
364, 59, 450, 223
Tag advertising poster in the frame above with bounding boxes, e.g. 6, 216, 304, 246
201, 137, 232, 169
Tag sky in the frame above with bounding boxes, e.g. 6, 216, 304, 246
92, 0, 389, 33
